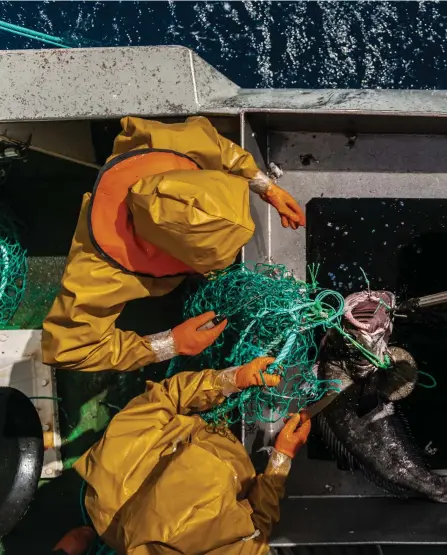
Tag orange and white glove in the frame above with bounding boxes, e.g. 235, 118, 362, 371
173, 312, 227, 356
275, 412, 311, 459
264, 412, 311, 478
248, 171, 305, 229
215, 356, 280, 396
235, 356, 280, 389
146, 312, 227, 362
262, 183, 305, 229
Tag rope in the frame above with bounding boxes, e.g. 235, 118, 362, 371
0, 19, 102, 48
168, 263, 346, 425
334, 325, 391, 369
167, 263, 439, 425
355, 269, 436, 385
0, 20, 72, 48
415, 370, 437, 389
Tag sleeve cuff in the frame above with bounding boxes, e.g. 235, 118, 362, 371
214, 367, 241, 396
265, 448, 292, 477
146, 330, 177, 362
248, 171, 273, 195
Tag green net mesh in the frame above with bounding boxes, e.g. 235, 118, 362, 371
167, 263, 345, 425
0, 207, 27, 327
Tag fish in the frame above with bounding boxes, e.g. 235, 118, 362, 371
316, 290, 447, 503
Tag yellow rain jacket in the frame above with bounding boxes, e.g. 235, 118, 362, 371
42, 116, 263, 372
74, 369, 290, 555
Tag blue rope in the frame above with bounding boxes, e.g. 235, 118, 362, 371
0, 20, 72, 48
0, 19, 101, 48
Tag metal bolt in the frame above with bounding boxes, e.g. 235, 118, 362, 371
41, 379, 49, 387
45, 468, 53, 476
42, 424, 51, 432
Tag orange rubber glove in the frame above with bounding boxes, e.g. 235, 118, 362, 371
172, 312, 227, 357
275, 411, 311, 459
235, 356, 280, 389
262, 183, 306, 229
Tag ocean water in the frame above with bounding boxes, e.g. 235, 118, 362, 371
0, 1, 446, 89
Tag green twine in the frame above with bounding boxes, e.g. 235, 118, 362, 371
0, 207, 27, 327
416, 370, 437, 389
167, 263, 437, 424
355, 267, 435, 385
334, 325, 391, 369
168, 263, 346, 425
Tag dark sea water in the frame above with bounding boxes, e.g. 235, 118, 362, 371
0, 1, 446, 89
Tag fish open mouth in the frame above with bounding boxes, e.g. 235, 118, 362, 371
344, 291, 396, 334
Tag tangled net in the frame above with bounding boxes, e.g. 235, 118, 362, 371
0, 208, 27, 327
167, 263, 345, 425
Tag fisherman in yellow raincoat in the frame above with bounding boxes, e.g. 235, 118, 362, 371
55, 356, 310, 555
42, 116, 305, 372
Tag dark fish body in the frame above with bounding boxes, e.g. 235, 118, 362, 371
317, 291, 447, 503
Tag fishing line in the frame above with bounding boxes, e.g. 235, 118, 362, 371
358, 269, 437, 388
168, 263, 346, 425
334, 326, 392, 369
167, 263, 432, 425
415, 370, 437, 389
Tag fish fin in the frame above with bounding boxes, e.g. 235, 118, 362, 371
316, 413, 357, 471
382, 347, 418, 401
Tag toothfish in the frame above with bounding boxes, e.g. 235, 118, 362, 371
316, 290, 447, 502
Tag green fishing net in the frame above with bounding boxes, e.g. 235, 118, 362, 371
0, 207, 27, 327
167, 263, 345, 425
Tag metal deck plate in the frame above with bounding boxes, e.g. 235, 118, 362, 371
271, 497, 447, 546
